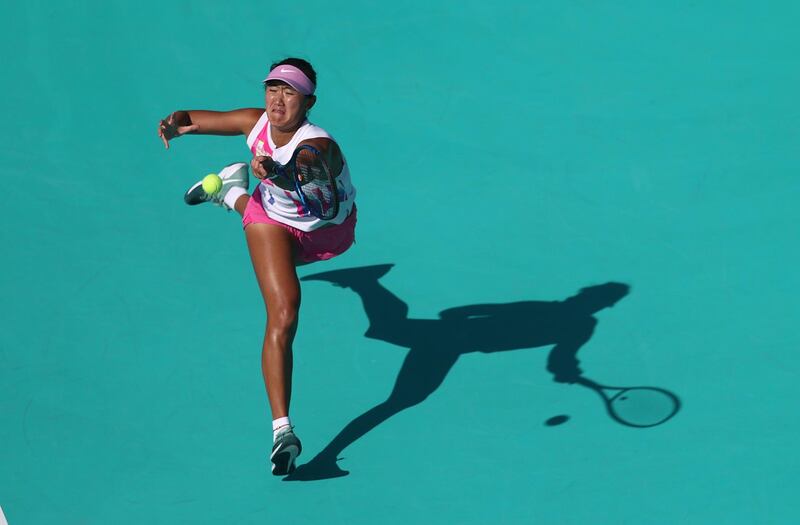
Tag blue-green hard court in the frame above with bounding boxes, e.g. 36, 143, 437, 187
2, 1, 799, 523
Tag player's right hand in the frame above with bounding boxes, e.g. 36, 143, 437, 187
157, 111, 199, 149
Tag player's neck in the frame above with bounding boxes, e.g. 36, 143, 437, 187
270, 120, 305, 148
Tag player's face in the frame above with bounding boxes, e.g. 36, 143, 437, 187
265, 83, 310, 131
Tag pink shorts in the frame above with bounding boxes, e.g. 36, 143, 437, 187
242, 189, 357, 263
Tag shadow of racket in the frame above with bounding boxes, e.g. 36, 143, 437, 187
575, 377, 681, 428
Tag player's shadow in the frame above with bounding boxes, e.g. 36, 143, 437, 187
285, 264, 630, 482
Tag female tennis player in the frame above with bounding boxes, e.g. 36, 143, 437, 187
157, 58, 357, 475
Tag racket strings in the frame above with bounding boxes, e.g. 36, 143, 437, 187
609, 388, 679, 427
294, 151, 338, 219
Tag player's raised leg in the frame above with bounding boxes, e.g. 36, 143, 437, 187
184, 161, 251, 214
245, 222, 303, 475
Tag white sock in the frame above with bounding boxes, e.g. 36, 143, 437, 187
223, 186, 248, 210
272, 416, 292, 441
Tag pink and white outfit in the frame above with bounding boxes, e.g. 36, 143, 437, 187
243, 112, 358, 262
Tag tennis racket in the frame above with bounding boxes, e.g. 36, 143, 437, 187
267, 144, 340, 220
576, 377, 681, 428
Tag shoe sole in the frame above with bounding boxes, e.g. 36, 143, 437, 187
271, 444, 300, 476
184, 181, 207, 205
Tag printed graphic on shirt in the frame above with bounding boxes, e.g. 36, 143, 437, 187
264, 183, 276, 205
255, 140, 268, 157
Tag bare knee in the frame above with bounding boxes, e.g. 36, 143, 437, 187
266, 301, 300, 343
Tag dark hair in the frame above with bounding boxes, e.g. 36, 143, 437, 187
267, 57, 317, 87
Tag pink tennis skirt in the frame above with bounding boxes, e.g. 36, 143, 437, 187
242, 188, 357, 263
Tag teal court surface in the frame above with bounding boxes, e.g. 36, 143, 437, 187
1, 2, 799, 524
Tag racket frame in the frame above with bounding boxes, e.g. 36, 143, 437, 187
268, 144, 340, 220
576, 377, 681, 428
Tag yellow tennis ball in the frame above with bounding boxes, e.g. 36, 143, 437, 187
202, 173, 223, 194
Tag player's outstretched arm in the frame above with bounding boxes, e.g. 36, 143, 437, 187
157, 108, 264, 149
439, 304, 504, 320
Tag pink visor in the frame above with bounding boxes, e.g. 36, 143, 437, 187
264, 65, 316, 96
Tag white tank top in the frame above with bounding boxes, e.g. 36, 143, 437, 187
246, 112, 356, 232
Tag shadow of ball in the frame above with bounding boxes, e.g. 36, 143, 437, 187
545, 415, 570, 426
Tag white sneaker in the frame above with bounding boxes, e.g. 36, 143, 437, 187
270, 426, 302, 476
184, 162, 249, 210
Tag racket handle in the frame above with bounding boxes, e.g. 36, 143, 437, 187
260, 158, 283, 180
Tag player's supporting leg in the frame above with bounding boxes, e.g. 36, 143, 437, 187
245, 222, 303, 474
